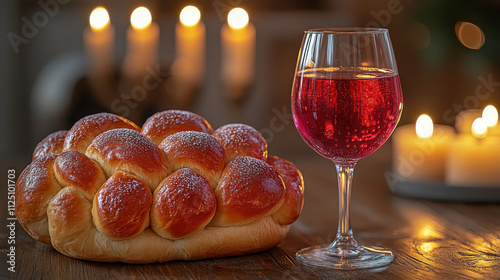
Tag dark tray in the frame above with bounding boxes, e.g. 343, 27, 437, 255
389, 179, 500, 203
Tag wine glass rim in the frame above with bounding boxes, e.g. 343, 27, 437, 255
305, 27, 388, 34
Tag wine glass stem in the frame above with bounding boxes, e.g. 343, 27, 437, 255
335, 162, 356, 242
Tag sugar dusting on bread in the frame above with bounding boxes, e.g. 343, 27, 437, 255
94, 171, 151, 239
33, 130, 68, 160
157, 168, 215, 209
64, 113, 140, 152
90, 128, 166, 173
213, 124, 268, 162
223, 156, 284, 199
142, 110, 213, 145
15, 110, 303, 263
151, 168, 216, 239
210, 156, 286, 226
144, 110, 211, 132
169, 131, 220, 152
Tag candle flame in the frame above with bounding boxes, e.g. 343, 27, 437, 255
471, 117, 487, 139
131, 7, 152, 30
416, 114, 433, 138
227, 8, 249, 30
482, 105, 498, 127
89, 7, 109, 31
180, 5, 201, 27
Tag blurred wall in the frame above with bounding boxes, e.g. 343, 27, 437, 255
2, 0, 499, 162
1, 0, 21, 162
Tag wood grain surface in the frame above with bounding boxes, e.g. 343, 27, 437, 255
1, 145, 499, 279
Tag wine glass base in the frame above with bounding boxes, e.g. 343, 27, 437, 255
296, 244, 394, 270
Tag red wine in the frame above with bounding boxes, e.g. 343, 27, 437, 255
292, 68, 403, 163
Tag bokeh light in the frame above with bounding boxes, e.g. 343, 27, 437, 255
228, 8, 249, 29
455, 21, 485, 50
471, 118, 487, 139
482, 105, 498, 127
131, 7, 152, 30
180, 6, 201, 27
89, 7, 110, 31
416, 114, 433, 138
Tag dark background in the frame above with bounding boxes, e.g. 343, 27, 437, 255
1, 0, 499, 163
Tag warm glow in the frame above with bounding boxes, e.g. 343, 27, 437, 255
89, 7, 110, 31
455, 21, 485, 50
482, 105, 498, 127
418, 224, 441, 239
471, 118, 487, 139
180, 5, 201, 27
419, 242, 437, 253
470, 235, 499, 268
227, 8, 249, 29
416, 114, 433, 138
131, 7, 152, 30
420, 227, 434, 239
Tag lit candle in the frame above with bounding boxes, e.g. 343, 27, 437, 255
123, 7, 159, 80
221, 7, 256, 101
170, 6, 205, 105
392, 114, 456, 182
84, 7, 114, 78
173, 5, 205, 85
455, 109, 482, 134
482, 105, 500, 135
446, 117, 500, 186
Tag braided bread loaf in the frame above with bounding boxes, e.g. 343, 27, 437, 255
16, 110, 304, 263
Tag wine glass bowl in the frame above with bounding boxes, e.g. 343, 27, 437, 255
292, 28, 403, 269
292, 66, 403, 163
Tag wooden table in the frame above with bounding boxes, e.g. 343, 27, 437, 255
1, 144, 499, 279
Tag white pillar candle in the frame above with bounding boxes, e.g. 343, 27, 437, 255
174, 5, 205, 85
446, 117, 500, 187
221, 7, 256, 101
392, 114, 456, 182
123, 7, 159, 80
84, 7, 114, 78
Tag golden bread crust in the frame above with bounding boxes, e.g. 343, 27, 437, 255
15, 110, 303, 263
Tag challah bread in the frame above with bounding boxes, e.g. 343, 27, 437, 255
32, 130, 68, 161
16, 154, 60, 245
86, 128, 169, 190
160, 131, 225, 189
54, 150, 106, 200
142, 110, 213, 145
210, 156, 285, 227
16, 110, 304, 263
151, 168, 216, 239
267, 156, 305, 225
92, 171, 152, 240
63, 113, 140, 153
212, 124, 268, 163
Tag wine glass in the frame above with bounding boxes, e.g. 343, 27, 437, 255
291, 28, 403, 269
